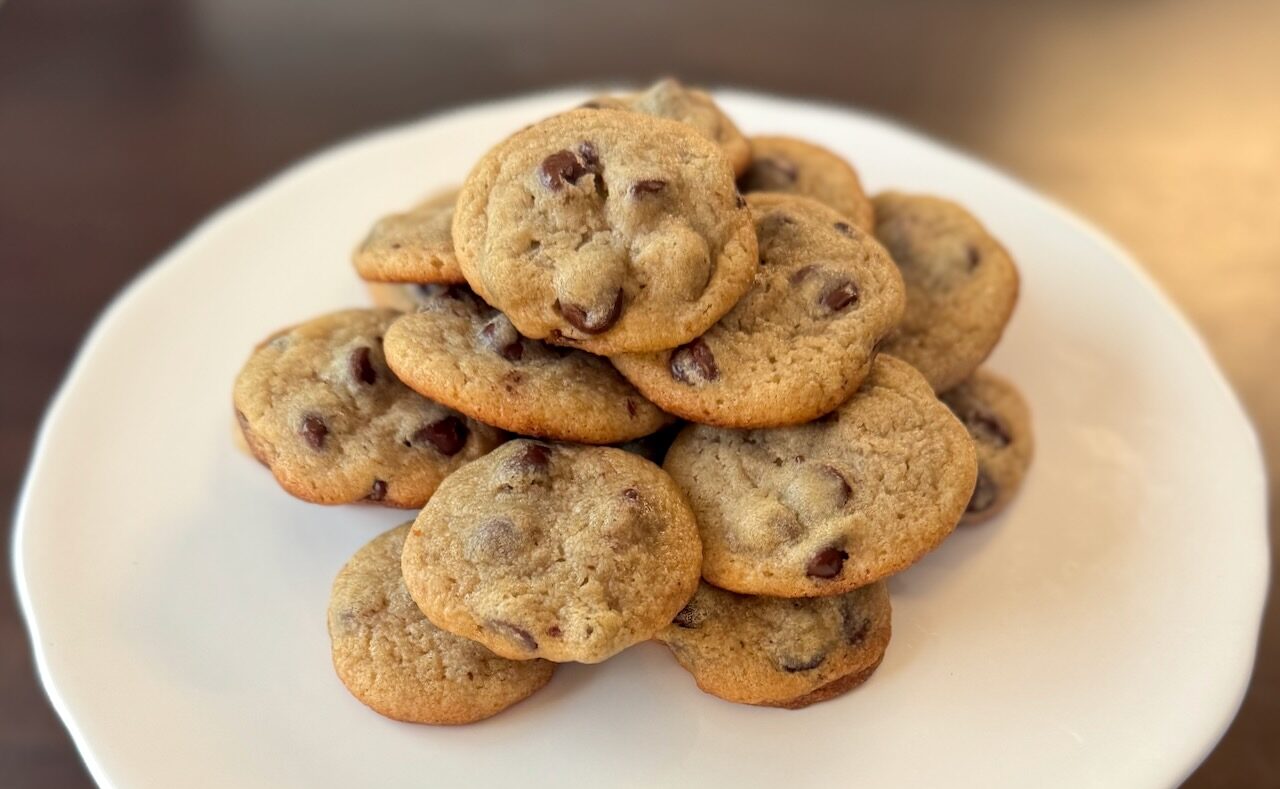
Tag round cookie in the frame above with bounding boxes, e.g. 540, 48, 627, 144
657, 581, 891, 709
940, 369, 1034, 525
663, 355, 977, 597
612, 193, 904, 428
401, 440, 702, 663
383, 286, 672, 444
233, 309, 504, 507
452, 107, 758, 355
329, 523, 555, 724
873, 192, 1020, 392
353, 187, 464, 284
738, 136, 875, 231
615, 79, 750, 176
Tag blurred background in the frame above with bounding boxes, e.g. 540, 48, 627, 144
2, 0, 1277, 785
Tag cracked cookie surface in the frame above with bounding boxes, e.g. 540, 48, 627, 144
383, 286, 671, 443
738, 136, 875, 231
233, 308, 504, 507
940, 369, 1034, 525
329, 523, 554, 724
657, 581, 890, 708
353, 186, 464, 284
452, 108, 758, 354
663, 355, 977, 597
612, 193, 904, 428
401, 440, 702, 663
874, 192, 1020, 392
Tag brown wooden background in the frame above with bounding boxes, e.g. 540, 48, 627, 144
2, 0, 1277, 785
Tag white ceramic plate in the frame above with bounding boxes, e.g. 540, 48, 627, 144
14, 88, 1268, 789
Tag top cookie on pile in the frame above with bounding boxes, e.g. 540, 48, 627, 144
452, 108, 758, 355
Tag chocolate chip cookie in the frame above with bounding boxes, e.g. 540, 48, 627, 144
452, 108, 758, 355
657, 581, 890, 708
329, 523, 555, 724
873, 192, 1020, 392
612, 193, 904, 428
940, 369, 1034, 525
352, 186, 465, 284
383, 286, 672, 443
233, 309, 504, 507
584, 79, 750, 176
663, 355, 977, 597
738, 136, 875, 231
401, 440, 702, 663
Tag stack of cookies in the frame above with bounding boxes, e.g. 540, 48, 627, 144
233, 79, 1034, 724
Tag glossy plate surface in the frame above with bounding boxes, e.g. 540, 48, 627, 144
13, 88, 1268, 788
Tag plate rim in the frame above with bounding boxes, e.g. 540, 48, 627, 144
10, 84, 1270, 789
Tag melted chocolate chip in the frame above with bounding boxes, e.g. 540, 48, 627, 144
842, 613, 871, 645
834, 221, 854, 236
965, 411, 1010, 447
413, 416, 469, 456
967, 469, 998, 514
822, 280, 860, 311
299, 414, 328, 450
557, 290, 623, 334
513, 442, 552, 471
547, 625, 563, 638
538, 149, 587, 190
669, 338, 718, 384
629, 179, 667, 197
488, 620, 538, 652
368, 479, 387, 501
819, 464, 852, 507
577, 141, 600, 168
479, 319, 524, 361
348, 346, 377, 385
806, 546, 848, 579
779, 653, 827, 673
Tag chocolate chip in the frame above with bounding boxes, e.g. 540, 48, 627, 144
669, 338, 718, 384
514, 442, 552, 471
672, 603, 705, 629
967, 244, 981, 269
579, 100, 604, 110
348, 346, 377, 384
488, 620, 538, 652
842, 613, 871, 645
779, 653, 827, 673
557, 290, 623, 334
547, 625, 563, 638
965, 411, 1010, 447
621, 487, 641, 503
629, 179, 666, 197
479, 318, 523, 361
538, 149, 587, 190
967, 469, 998, 514
368, 479, 387, 501
625, 399, 638, 417
577, 141, 600, 168
806, 546, 848, 579
834, 221, 853, 236
819, 464, 852, 507
413, 416, 469, 456
821, 280, 859, 311
299, 414, 328, 450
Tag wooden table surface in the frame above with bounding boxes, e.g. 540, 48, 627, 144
3, 0, 1276, 785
